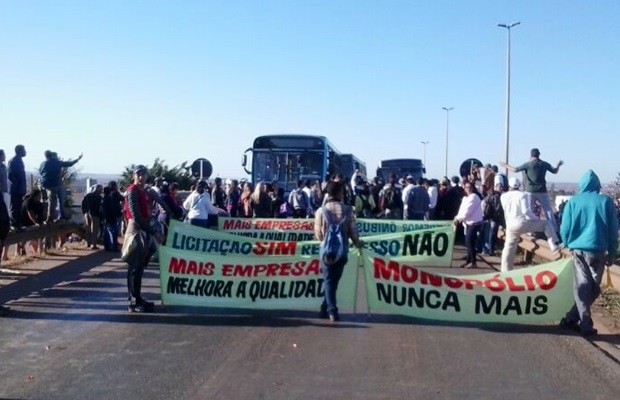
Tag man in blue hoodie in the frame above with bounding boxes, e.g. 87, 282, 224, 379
559, 170, 618, 336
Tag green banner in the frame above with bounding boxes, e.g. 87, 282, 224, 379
363, 255, 574, 324
218, 217, 451, 240
158, 245, 359, 311
168, 220, 454, 266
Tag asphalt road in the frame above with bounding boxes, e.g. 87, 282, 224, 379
0, 250, 619, 400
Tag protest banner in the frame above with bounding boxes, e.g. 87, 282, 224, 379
218, 217, 451, 240
168, 220, 454, 266
363, 255, 574, 324
159, 245, 359, 311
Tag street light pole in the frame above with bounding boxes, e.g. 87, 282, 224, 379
498, 21, 520, 174
421, 141, 429, 167
442, 107, 454, 177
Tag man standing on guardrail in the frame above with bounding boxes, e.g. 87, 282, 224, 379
39, 150, 83, 222
500, 148, 563, 234
559, 169, 618, 337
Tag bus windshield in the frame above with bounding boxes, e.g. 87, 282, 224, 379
253, 150, 324, 187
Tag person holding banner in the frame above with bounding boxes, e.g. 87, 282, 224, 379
122, 165, 163, 313
559, 170, 618, 337
314, 180, 363, 322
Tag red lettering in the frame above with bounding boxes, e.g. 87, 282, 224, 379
420, 271, 442, 287
168, 257, 187, 274
536, 271, 557, 290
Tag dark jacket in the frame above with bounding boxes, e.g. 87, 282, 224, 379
40, 158, 79, 189
82, 192, 102, 218
8, 156, 26, 195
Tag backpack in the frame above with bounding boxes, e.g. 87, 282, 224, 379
483, 198, 495, 220
320, 206, 348, 266
382, 187, 402, 211
356, 194, 373, 218
279, 201, 293, 217
294, 189, 307, 210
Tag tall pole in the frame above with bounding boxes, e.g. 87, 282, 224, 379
498, 22, 520, 174
442, 107, 453, 177
421, 141, 429, 167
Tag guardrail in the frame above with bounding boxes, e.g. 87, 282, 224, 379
513, 230, 619, 289
4, 221, 85, 247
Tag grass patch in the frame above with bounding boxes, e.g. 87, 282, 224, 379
599, 287, 620, 325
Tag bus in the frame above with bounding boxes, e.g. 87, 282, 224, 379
341, 154, 367, 182
241, 134, 365, 194
376, 159, 426, 182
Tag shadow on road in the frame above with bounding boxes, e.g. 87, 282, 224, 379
2, 250, 618, 346
0, 251, 120, 305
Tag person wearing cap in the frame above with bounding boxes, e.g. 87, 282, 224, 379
500, 148, 563, 233
499, 176, 562, 272
122, 165, 163, 313
559, 170, 618, 337
39, 150, 83, 222
183, 180, 226, 228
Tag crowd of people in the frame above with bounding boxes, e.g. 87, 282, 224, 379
0, 146, 618, 334
0, 145, 83, 261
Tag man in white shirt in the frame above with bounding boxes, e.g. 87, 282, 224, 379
401, 175, 415, 220
500, 177, 562, 272
425, 179, 438, 220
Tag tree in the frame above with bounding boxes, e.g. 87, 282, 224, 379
119, 158, 195, 190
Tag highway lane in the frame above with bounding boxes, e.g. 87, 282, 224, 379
0, 250, 618, 400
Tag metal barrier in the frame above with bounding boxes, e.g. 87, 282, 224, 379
4, 221, 85, 247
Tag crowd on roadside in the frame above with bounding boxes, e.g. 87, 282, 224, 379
1, 145, 618, 335
0, 145, 83, 261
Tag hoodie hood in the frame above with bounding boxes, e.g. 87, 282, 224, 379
577, 169, 601, 193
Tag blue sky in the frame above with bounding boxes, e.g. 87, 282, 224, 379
1, 1, 618, 183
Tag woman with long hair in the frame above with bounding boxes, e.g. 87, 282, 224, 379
251, 182, 272, 218
239, 182, 254, 218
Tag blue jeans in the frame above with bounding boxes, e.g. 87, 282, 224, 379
485, 220, 501, 254
564, 250, 605, 332
465, 223, 482, 264
476, 220, 489, 253
321, 257, 348, 317
104, 221, 120, 251
529, 192, 557, 233
46, 186, 67, 221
